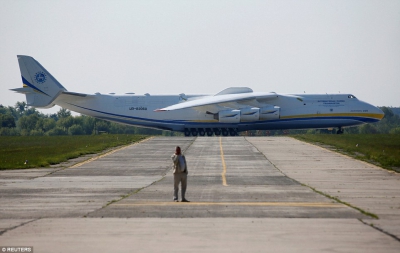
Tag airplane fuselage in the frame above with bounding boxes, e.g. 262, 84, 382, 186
56, 92, 383, 135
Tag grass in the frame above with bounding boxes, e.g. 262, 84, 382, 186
292, 134, 400, 172
0, 134, 147, 170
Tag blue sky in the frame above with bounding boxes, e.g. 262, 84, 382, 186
1, 0, 399, 115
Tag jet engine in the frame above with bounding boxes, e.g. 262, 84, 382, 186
218, 109, 241, 123
240, 107, 260, 122
260, 106, 280, 120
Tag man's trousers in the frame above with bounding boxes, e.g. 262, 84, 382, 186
173, 173, 187, 201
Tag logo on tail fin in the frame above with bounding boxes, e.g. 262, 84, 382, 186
35, 71, 47, 83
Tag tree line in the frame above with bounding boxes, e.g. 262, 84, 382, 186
0, 102, 399, 136
0, 101, 181, 136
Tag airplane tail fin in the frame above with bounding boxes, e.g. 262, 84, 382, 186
10, 55, 67, 108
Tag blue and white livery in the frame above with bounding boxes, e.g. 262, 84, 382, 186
11, 56, 384, 136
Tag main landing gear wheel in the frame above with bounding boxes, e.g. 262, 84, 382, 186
191, 128, 198, 136
213, 128, 221, 136
198, 128, 205, 136
184, 128, 191, 136
221, 128, 229, 136
206, 128, 213, 136
337, 127, 344, 134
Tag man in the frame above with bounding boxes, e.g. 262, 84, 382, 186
171, 146, 189, 202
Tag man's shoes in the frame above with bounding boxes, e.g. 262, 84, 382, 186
181, 199, 190, 202
173, 199, 178, 202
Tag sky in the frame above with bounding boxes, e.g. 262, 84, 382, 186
1, 0, 399, 115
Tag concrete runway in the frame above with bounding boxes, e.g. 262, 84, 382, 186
0, 136, 399, 252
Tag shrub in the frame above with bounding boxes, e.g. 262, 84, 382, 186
68, 124, 85, 135
47, 127, 67, 136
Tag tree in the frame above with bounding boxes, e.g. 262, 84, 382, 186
35, 118, 56, 132
57, 108, 71, 119
18, 114, 40, 132
359, 124, 379, 134
56, 116, 74, 131
47, 127, 67, 136
95, 121, 111, 133
15, 101, 27, 115
42, 118, 56, 132
68, 124, 84, 135
81, 116, 95, 134
0, 114, 16, 128
24, 107, 39, 116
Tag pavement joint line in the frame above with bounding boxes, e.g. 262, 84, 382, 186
304, 183, 379, 219
69, 136, 153, 169
111, 202, 343, 208
359, 219, 400, 243
219, 137, 228, 186
0, 218, 40, 236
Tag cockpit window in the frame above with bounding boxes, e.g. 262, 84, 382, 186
348, 95, 356, 99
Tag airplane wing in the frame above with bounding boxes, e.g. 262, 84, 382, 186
155, 88, 280, 113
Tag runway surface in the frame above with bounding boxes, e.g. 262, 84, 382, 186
0, 136, 399, 252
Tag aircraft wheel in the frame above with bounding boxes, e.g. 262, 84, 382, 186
229, 131, 236, 136
198, 129, 205, 136
191, 129, 198, 136
214, 128, 221, 136
337, 127, 344, 134
221, 128, 228, 136
206, 131, 213, 136
184, 129, 191, 136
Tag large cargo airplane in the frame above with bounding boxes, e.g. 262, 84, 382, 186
11, 55, 384, 136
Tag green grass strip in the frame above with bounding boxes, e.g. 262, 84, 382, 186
0, 134, 147, 170
292, 134, 400, 172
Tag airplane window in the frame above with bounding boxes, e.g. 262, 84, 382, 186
348, 95, 356, 98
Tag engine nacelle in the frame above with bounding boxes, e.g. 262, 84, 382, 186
218, 109, 241, 123
260, 106, 280, 120
240, 107, 260, 122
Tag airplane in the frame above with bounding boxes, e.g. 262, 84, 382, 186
11, 55, 384, 136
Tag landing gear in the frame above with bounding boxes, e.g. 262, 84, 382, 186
184, 128, 191, 137
337, 127, 344, 134
198, 128, 205, 136
183, 127, 238, 137
191, 128, 198, 136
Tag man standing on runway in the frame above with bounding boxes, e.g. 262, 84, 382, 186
171, 146, 189, 202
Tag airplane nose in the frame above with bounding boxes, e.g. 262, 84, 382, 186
377, 107, 384, 119
371, 104, 384, 120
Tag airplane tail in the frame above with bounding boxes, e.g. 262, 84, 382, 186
11, 55, 67, 108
